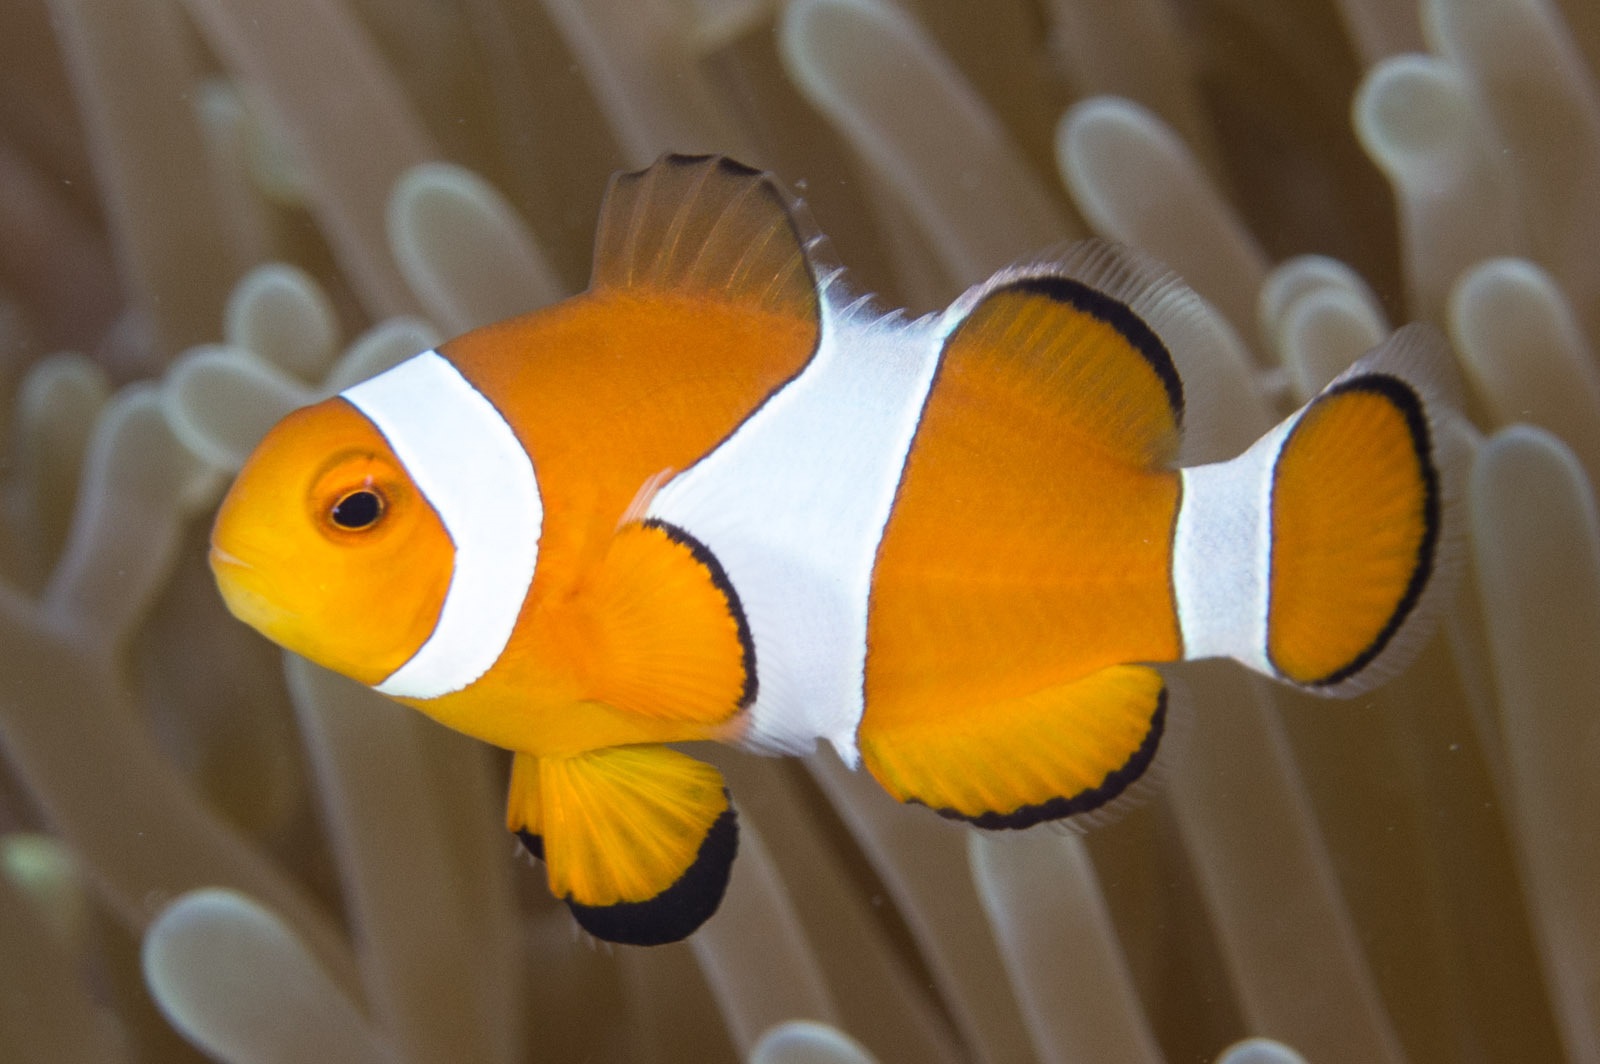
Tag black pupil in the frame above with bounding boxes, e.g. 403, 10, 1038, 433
331, 490, 382, 529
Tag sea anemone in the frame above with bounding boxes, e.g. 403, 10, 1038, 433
1, 0, 1596, 1061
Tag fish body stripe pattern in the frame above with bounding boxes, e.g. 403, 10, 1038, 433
341, 350, 543, 699
209, 155, 1466, 947
645, 302, 945, 764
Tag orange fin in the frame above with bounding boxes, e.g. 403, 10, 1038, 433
1267, 325, 1463, 692
941, 242, 1188, 469
580, 518, 755, 725
508, 745, 737, 946
506, 751, 544, 844
860, 665, 1169, 829
590, 153, 829, 322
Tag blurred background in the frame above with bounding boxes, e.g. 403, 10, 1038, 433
1, 0, 1598, 1061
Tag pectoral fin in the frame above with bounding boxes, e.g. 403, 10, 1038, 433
582, 518, 754, 726
507, 745, 738, 945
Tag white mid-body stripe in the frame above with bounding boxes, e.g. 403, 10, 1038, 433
341, 350, 542, 700
646, 300, 944, 765
1171, 418, 1297, 676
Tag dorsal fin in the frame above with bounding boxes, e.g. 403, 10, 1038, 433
590, 154, 824, 323
940, 241, 1191, 468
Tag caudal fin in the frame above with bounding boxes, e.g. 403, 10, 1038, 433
1174, 324, 1465, 696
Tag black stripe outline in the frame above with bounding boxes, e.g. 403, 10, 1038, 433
1167, 472, 1186, 657
641, 518, 758, 712
857, 323, 953, 750
1268, 372, 1440, 688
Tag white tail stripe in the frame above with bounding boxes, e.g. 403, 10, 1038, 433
341, 350, 542, 699
1172, 420, 1294, 675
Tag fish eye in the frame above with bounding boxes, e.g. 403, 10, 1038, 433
329, 488, 385, 531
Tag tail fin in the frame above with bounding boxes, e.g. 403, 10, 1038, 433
1174, 324, 1465, 696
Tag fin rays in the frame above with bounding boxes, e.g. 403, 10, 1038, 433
1266, 342, 1455, 692
938, 249, 1189, 469
583, 519, 753, 723
861, 665, 1170, 830
591, 153, 825, 324
509, 745, 738, 946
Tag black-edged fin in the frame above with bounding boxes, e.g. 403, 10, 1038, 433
590, 154, 831, 321
859, 665, 1171, 831
584, 518, 754, 724
534, 744, 737, 946
1028, 240, 1215, 372
1265, 323, 1466, 697
940, 244, 1188, 468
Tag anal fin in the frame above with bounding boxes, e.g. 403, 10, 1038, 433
507, 745, 738, 946
860, 665, 1168, 829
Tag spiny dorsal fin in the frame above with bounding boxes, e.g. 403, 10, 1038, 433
940, 241, 1195, 468
591, 154, 826, 323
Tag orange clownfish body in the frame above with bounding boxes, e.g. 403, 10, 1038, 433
212, 155, 1463, 945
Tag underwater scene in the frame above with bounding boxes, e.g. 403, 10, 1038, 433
1, 0, 1598, 1061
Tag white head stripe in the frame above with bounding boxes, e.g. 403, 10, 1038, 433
341, 350, 541, 699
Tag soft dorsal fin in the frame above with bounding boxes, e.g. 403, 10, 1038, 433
940, 241, 1191, 468
590, 154, 825, 323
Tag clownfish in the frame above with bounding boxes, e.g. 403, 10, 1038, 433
210, 154, 1462, 945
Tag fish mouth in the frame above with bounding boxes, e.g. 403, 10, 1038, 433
208, 543, 284, 636
207, 545, 254, 573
